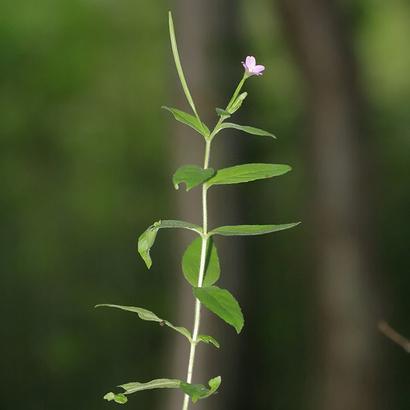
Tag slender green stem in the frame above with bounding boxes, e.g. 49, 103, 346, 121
181, 139, 211, 410
225, 73, 248, 111
181, 75, 245, 410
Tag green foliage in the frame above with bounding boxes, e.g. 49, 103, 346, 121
182, 237, 220, 286
180, 376, 221, 403
173, 165, 215, 191
206, 163, 291, 186
210, 222, 300, 236
5, 1, 409, 409
168, 11, 205, 134
227, 92, 248, 114
162, 107, 210, 137
99, 10, 297, 409
119, 379, 182, 394
104, 379, 182, 403
95, 304, 192, 341
215, 108, 231, 117
104, 393, 128, 404
138, 220, 202, 268
193, 286, 244, 333
157, 220, 203, 232
219, 122, 276, 138
137, 224, 159, 269
197, 334, 220, 348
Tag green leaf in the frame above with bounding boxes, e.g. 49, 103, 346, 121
215, 108, 231, 117
220, 123, 276, 139
197, 334, 220, 348
138, 220, 202, 268
207, 376, 222, 396
158, 220, 203, 233
103, 379, 181, 404
162, 106, 209, 137
173, 165, 215, 191
103, 392, 128, 404
206, 163, 291, 186
180, 376, 221, 403
137, 224, 159, 269
180, 384, 209, 403
193, 286, 244, 333
168, 12, 196, 115
95, 304, 192, 341
119, 379, 181, 395
182, 237, 220, 287
227, 92, 247, 114
209, 222, 300, 236
168, 12, 206, 136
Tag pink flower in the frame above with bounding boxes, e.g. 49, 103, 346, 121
242, 56, 265, 76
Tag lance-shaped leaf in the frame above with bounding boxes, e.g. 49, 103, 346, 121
197, 334, 220, 348
95, 304, 192, 342
168, 12, 207, 136
158, 220, 203, 232
173, 165, 215, 191
162, 106, 210, 138
182, 237, 220, 287
138, 220, 202, 268
219, 123, 276, 139
193, 286, 244, 333
209, 222, 300, 237
206, 163, 291, 187
104, 378, 182, 403
180, 376, 221, 403
120, 379, 182, 395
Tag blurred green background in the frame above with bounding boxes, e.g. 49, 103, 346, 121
1, 1, 409, 409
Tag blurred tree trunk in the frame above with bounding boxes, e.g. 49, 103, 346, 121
275, 1, 382, 409
163, 2, 245, 410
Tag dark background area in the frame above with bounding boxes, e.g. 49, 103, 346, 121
1, 1, 409, 409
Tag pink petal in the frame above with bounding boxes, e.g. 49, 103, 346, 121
245, 56, 256, 69
254, 65, 265, 75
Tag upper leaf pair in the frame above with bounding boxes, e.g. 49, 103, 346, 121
138, 219, 300, 269
168, 13, 272, 141
173, 163, 290, 192
163, 106, 276, 141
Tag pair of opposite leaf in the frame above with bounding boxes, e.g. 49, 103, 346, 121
104, 376, 222, 405
96, 303, 221, 404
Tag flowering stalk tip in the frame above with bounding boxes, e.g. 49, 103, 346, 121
242, 56, 265, 76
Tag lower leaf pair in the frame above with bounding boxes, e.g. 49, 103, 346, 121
103, 376, 221, 405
